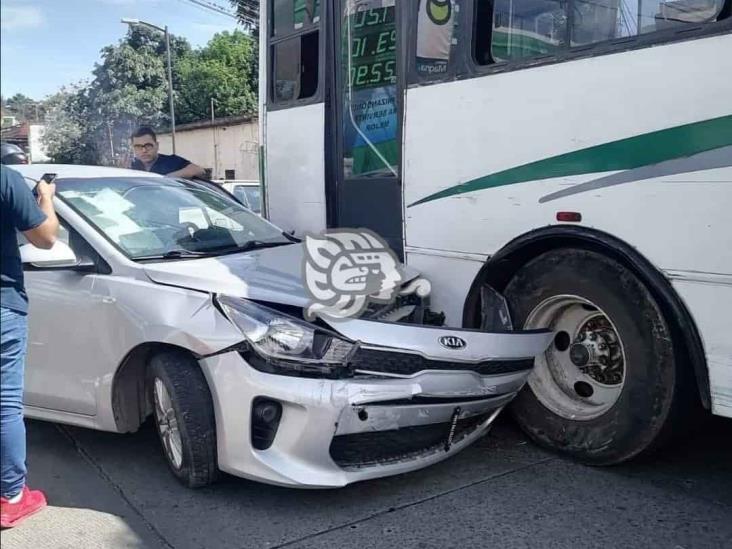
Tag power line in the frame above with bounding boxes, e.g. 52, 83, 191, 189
178, 0, 239, 20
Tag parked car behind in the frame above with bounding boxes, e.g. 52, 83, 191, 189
220, 180, 261, 214
13, 164, 551, 488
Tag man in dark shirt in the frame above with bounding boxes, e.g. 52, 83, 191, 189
130, 126, 205, 178
0, 166, 58, 528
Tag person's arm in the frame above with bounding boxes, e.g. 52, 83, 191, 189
23, 180, 58, 249
167, 162, 205, 179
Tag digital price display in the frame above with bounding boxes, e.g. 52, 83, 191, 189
346, 7, 397, 90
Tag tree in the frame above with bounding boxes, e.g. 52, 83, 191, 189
176, 30, 257, 124
85, 26, 193, 165
42, 86, 98, 164
230, 0, 260, 104
38, 22, 259, 165
3, 93, 43, 123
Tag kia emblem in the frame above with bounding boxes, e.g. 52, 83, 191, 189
439, 336, 467, 350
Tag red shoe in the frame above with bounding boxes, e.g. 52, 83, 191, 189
0, 486, 47, 528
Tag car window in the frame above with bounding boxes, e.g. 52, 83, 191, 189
232, 186, 251, 208
242, 188, 261, 213
18, 218, 104, 270
17, 223, 70, 248
55, 177, 289, 259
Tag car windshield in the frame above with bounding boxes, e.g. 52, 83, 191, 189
56, 177, 290, 259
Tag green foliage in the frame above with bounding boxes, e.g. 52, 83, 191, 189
40, 24, 257, 165
2, 93, 44, 124
42, 86, 97, 165
176, 30, 257, 123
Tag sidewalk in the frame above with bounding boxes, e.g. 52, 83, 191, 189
1, 421, 165, 549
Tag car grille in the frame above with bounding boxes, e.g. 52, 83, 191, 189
330, 413, 490, 468
350, 348, 533, 377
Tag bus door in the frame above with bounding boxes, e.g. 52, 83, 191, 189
330, 0, 404, 256
265, 0, 327, 235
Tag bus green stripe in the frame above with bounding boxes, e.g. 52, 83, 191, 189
408, 115, 732, 207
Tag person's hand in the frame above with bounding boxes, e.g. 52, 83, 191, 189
36, 180, 56, 200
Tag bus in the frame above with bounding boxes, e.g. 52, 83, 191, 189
258, 0, 732, 464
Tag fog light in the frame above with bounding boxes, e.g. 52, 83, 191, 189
251, 397, 282, 450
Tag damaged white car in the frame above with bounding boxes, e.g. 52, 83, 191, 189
15, 165, 552, 488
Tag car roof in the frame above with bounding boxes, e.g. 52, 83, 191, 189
222, 180, 259, 186
11, 164, 164, 182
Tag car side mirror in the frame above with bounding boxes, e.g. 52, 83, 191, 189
20, 241, 91, 271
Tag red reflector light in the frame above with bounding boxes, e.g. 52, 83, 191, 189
557, 211, 582, 222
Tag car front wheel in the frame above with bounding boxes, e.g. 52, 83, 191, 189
149, 350, 219, 488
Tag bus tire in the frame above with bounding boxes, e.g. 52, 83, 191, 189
503, 248, 689, 465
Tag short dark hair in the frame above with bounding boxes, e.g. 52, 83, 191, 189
132, 126, 157, 141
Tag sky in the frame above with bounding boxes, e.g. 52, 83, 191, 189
0, 0, 243, 100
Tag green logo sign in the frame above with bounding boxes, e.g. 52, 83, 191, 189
427, 0, 452, 25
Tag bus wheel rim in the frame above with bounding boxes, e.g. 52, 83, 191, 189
524, 295, 627, 421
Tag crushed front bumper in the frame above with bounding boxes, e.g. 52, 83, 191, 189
199, 323, 552, 488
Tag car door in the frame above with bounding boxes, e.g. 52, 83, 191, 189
22, 220, 108, 416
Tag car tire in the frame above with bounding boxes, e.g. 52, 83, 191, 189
503, 248, 693, 465
149, 350, 219, 488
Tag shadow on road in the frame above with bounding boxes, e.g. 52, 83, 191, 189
10, 411, 732, 549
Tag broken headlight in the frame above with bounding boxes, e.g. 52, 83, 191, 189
217, 296, 357, 378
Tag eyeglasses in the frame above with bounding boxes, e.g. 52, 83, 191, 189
133, 143, 156, 152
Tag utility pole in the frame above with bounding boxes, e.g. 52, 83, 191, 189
165, 26, 176, 153
211, 98, 217, 179
107, 123, 115, 163
121, 18, 176, 153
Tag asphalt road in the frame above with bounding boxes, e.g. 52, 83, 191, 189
3, 414, 731, 549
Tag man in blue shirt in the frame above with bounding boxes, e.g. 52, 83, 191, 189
130, 126, 205, 178
0, 166, 58, 528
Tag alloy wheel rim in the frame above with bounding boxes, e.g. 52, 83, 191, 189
154, 378, 184, 469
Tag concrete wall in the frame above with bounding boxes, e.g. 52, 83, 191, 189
157, 119, 259, 181
29, 125, 50, 163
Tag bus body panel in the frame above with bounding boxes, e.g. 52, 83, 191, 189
265, 104, 328, 235
402, 33, 732, 417
261, 0, 732, 421
404, 249, 486, 327
671, 277, 732, 419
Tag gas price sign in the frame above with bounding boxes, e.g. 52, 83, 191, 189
346, 6, 397, 90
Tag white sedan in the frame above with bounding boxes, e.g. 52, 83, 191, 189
15, 164, 551, 488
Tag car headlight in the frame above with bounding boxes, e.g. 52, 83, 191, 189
217, 295, 357, 378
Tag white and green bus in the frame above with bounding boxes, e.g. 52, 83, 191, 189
259, 0, 732, 464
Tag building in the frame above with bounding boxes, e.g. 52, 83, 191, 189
157, 114, 259, 181
0, 122, 50, 163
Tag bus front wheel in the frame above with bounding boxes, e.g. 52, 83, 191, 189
503, 248, 690, 465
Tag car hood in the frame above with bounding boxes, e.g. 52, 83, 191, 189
142, 243, 420, 309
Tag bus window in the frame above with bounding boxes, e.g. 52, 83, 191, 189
273, 31, 319, 102
274, 0, 321, 36
489, 0, 567, 62
342, 0, 399, 178
572, 0, 727, 45
473, 0, 728, 63
416, 0, 461, 79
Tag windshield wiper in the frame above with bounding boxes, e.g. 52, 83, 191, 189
136, 241, 293, 261
208, 240, 293, 255
135, 249, 213, 261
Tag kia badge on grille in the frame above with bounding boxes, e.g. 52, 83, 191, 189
439, 336, 467, 350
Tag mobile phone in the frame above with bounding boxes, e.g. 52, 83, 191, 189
34, 173, 57, 197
